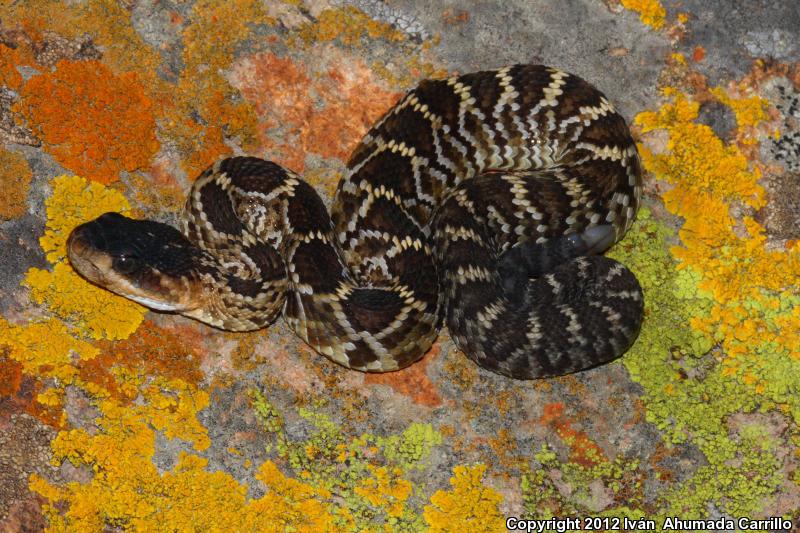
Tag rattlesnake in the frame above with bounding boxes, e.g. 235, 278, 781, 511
67, 65, 644, 379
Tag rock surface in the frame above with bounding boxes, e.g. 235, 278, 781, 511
1, 0, 799, 529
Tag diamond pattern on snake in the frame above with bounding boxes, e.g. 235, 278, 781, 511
67, 65, 644, 379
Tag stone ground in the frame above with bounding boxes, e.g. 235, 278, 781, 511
0, 0, 799, 531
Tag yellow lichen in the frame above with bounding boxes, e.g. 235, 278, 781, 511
23, 174, 146, 340
423, 464, 504, 532
354, 465, 412, 518
636, 92, 765, 208
39, 175, 130, 263
291, 6, 406, 47
670, 52, 687, 66
249, 461, 334, 531
37, 387, 64, 408
9, 167, 336, 528
30, 422, 341, 531
620, 0, 667, 29
0, 317, 96, 381
22, 366, 283, 532
635, 90, 800, 370
710, 87, 771, 129
25, 263, 145, 341
0, 316, 99, 428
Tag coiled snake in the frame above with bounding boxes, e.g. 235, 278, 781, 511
67, 65, 644, 379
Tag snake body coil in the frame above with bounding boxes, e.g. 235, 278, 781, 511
68, 65, 644, 379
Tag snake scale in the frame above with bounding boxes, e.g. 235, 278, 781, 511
68, 65, 644, 379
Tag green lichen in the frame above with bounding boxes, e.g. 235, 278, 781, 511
249, 389, 443, 531
522, 443, 641, 518
517, 208, 789, 523
248, 389, 283, 436
607, 209, 788, 517
533, 443, 558, 465
379, 423, 443, 471
662, 421, 783, 517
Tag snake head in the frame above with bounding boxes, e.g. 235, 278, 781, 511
67, 212, 209, 313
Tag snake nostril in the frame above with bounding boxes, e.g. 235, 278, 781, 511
68, 220, 105, 255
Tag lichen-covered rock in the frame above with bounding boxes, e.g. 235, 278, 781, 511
1, 0, 799, 529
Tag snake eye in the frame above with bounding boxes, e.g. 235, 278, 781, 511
113, 253, 141, 275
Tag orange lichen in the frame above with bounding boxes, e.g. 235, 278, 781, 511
25, 388, 68, 429
153, 0, 440, 181
126, 170, 185, 215
485, 428, 524, 470
4, 0, 262, 181
0, 44, 25, 90
369, 54, 448, 89
159, 86, 254, 179
540, 402, 607, 468
15, 60, 159, 184
161, 0, 267, 178
365, 343, 443, 407
306, 62, 400, 162
230, 52, 310, 160
0, 316, 96, 429
692, 46, 706, 63
87, 321, 207, 402
0, 353, 24, 397
3, 1, 160, 78
0, 148, 33, 219
423, 464, 504, 532
0, 322, 61, 428
442, 8, 471, 25
230, 51, 400, 178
